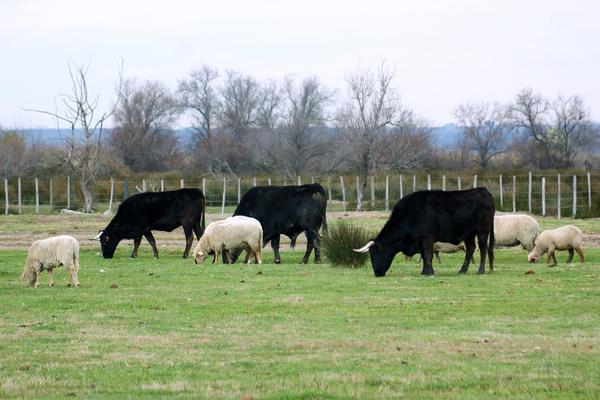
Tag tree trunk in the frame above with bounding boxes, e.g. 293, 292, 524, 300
80, 181, 94, 213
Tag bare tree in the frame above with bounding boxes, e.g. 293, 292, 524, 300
337, 63, 400, 210
110, 79, 181, 172
512, 88, 597, 168
454, 102, 513, 169
0, 128, 27, 177
386, 109, 433, 171
25, 61, 122, 212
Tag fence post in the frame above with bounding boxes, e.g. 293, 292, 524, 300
142, 179, 147, 192
268, 178, 272, 186
427, 174, 431, 190
327, 176, 332, 201
49, 178, 53, 209
283, 179, 287, 186
180, 179, 184, 189
3, 178, 8, 215
399, 175, 403, 199
528, 171, 532, 213
587, 172, 591, 210
123, 179, 129, 200
340, 176, 346, 212
412, 175, 416, 192
160, 178, 164, 192
202, 178, 206, 195
572, 175, 577, 218
541, 177, 546, 217
557, 174, 561, 219
108, 177, 114, 213
499, 175, 503, 209
457, 177, 462, 190
356, 176, 360, 210
18, 178, 22, 214
370, 176, 375, 208
253, 177, 257, 187
442, 175, 446, 191
237, 178, 241, 204
221, 177, 226, 215
298, 176, 301, 186
311, 176, 315, 184
512, 176, 516, 212
67, 176, 71, 210
35, 177, 39, 214
385, 175, 389, 211
473, 174, 478, 188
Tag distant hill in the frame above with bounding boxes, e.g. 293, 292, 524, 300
18, 125, 462, 149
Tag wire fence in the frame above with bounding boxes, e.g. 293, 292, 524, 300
2, 172, 599, 218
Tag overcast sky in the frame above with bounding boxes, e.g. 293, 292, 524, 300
1, 0, 599, 129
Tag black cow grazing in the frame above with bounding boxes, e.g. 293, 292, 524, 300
95, 188, 205, 259
354, 188, 495, 277
228, 183, 328, 264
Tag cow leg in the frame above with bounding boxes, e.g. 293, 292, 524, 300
567, 248, 574, 263
143, 231, 160, 259
312, 230, 322, 264
459, 236, 476, 274
181, 226, 195, 259
271, 235, 282, 264
421, 239, 435, 276
476, 232, 488, 274
131, 235, 142, 258
303, 230, 320, 264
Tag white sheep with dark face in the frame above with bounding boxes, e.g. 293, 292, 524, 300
20, 235, 80, 288
528, 225, 584, 265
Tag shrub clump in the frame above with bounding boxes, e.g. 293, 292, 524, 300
322, 221, 373, 268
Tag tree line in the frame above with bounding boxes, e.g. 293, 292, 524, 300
1, 61, 599, 212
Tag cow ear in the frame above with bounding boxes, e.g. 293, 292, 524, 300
373, 241, 383, 251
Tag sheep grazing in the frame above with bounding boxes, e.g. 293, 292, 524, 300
494, 214, 539, 251
194, 216, 263, 265
528, 225, 584, 265
405, 242, 466, 263
20, 235, 80, 288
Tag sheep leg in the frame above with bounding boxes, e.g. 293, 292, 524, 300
47, 269, 54, 287
434, 251, 441, 263
143, 231, 160, 259
69, 268, 80, 288
243, 251, 251, 264
213, 250, 219, 264
575, 247, 585, 263
459, 236, 476, 274
34, 271, 40, 288
255, 247, 262, 265
567, 249, 574, 264
130, 235, 142, 258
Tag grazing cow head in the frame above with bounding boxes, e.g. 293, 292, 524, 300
95, 230, 121, 259
354, 240, 396, 277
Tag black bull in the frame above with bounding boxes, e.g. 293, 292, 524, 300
97, 188, 205, 259
355, 188, 495, 277
226, 184, 328, 264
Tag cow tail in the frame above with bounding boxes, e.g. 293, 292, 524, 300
321, 212, 328, 234
488, 216, 495, 270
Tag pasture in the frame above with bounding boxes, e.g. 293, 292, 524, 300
1, 213, 600, 399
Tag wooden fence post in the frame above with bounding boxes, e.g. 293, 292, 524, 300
356, 176, 360, 210
557, 174, 561, 219
528, 171, 532, 213
298, 176, 301, 186
427, 174, 431, 190
237, 178, 241, 204
442, 175, 446, 191
370, 176, 375, 208
123, 179, 129, 200
473, 174, 478, 188
35, 177, 39, 214
541, 177, 546, 217
587, 172, 591, 210
253, 177, 257, 187
268, 178, 272, 186
572, 175, 577, 218
457, 177, 462, 190
142, 179, 147, 192
222, 177, 226, 215
499, 174, 503, 209
3, 178, 8, 215
108, 177, 114, 213
160, 178, 164, 192
49, 178, 53, 209
202, 178, 206, 195
311, 176, 315, 184
327, 176, 332, 201
180, 179, 184, 189
340, 176, 346, 212
67, 176, 71, 210
385, 175, 389, 211
412, 175, 416, 192
512, 176, 516, 212
18, 178, 22, 214
399, 175, 403, 199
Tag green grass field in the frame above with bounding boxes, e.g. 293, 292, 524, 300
1, 241, 599, 398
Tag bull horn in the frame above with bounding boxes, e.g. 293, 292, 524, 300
92, 231, 104, 241
353, 241, 375, 253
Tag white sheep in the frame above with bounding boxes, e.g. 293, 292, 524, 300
20, 235, 80, 288
193, 216, 263, 264
528, 225, 584, 265
494, 214, 539, 251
